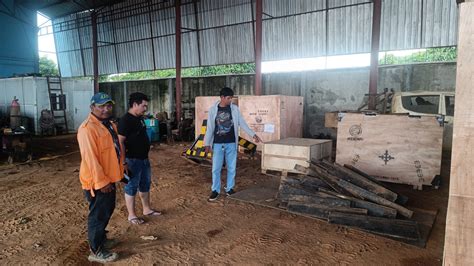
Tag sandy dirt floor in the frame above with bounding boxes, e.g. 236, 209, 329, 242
0, 135, 449, 265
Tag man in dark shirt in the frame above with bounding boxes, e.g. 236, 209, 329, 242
118, 92, 161, 225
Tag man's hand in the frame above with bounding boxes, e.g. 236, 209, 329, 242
253, 134, 263, 143
100, 183, 114, 193
204, 146, 212, 154
123, 163, 129, 175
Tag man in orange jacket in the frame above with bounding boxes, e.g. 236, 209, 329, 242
77, 92, 123, 263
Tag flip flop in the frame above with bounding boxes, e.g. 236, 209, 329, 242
144, 210, 162, 216
128, 217, 145, 225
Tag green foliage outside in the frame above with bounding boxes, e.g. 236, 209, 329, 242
39, 56, 59, 76
379, 47, 457, 65
100, 63, 256, 82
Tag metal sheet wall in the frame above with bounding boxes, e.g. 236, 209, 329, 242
53, 0, 458, 77
327, 2, 372, 55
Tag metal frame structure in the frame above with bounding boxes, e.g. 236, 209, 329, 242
34, 0, 458, 118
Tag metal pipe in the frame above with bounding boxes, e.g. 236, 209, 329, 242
193, 0, 202, 67
254, 0, 262, 96
368, 0, 381, 110
91, 11, 99, 93
175, 0, 182, 122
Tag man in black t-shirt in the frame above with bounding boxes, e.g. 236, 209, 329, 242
118, 92, 161, 225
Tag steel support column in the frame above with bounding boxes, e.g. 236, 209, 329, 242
254, 0, 263, 96
175, 0, 182, 121
91, 11, 99, 93
368, 0, 381, 110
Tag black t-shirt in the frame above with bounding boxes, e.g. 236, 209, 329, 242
118, 113, 150, 159
214, 105, 235, 144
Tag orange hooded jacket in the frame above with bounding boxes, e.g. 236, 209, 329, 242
77, 113, 124, 195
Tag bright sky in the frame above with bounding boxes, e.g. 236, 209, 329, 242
261, 49, 426, 73
37, 13, 57, 64
36, 13, 425, 73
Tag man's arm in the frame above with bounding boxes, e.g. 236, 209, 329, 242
77, 129, 111, 190
118, 134, 128, 173
204, 108, 216, 153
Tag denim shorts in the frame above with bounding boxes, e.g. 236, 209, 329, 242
124, 158, 151, 196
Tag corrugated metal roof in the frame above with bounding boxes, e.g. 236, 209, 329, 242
52, 0, 459, 77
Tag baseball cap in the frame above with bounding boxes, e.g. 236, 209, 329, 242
91, 92, 115, 105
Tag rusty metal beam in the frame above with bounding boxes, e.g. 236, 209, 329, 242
193, 0, 202, 66
368, 0, 381, 110
254, 0, 262, 96
91, 11, 99, 93
175, 0, 182, 122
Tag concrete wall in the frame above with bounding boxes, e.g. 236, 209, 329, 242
99, 62, 456, 137
0, 1, 39, 78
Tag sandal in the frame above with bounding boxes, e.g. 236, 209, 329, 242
128, 217, 145, 225
144, 210, 162, 216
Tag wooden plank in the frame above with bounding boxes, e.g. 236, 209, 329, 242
336, 179, 413, 218
335, 113, 443, 187
287, 202, 368, 220
295, 164, 347, 195
318, 160, 398, 202
287, 195, 351, 208
344, 164, 409, 205
277, 183, 320, 201
343, 164, 384, 185
444, 3, 474, 264
318, 187, 397, 218
328, 212, 420, 241
281, 175, 331, 191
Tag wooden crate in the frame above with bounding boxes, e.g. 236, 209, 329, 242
239, 95, 304, 150
335, 113, 443, 189
194, 96, 238, 138
262, 138, 332, 175
444, 3, 474, 265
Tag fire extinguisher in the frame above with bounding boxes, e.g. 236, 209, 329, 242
10, 96, 21, 129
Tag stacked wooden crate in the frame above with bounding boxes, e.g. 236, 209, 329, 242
276, 160, 435, 245
239, 95, 304, 150
335, 113, 443, 190
262, 138, 332, 175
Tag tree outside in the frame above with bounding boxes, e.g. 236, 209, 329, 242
99, 63, 256, 82
379, 47, 457, 65
39, 56, 59, 76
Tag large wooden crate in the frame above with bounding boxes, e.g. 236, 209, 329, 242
239, 95, 304, 150
335, 113, 443, 189
262, 138, 332, 175
194, 96, 238, 138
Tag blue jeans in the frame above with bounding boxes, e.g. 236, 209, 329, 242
84, 185, 116, 253
212, 143, 237, 193
124, 158, 151, 196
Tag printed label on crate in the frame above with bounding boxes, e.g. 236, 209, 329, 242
347, 124, 363, 141
264, 123, 275, 133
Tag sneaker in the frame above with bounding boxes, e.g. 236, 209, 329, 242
208, 191, 219, 202
88, 249, 119, 263
226, 189, 235, 196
